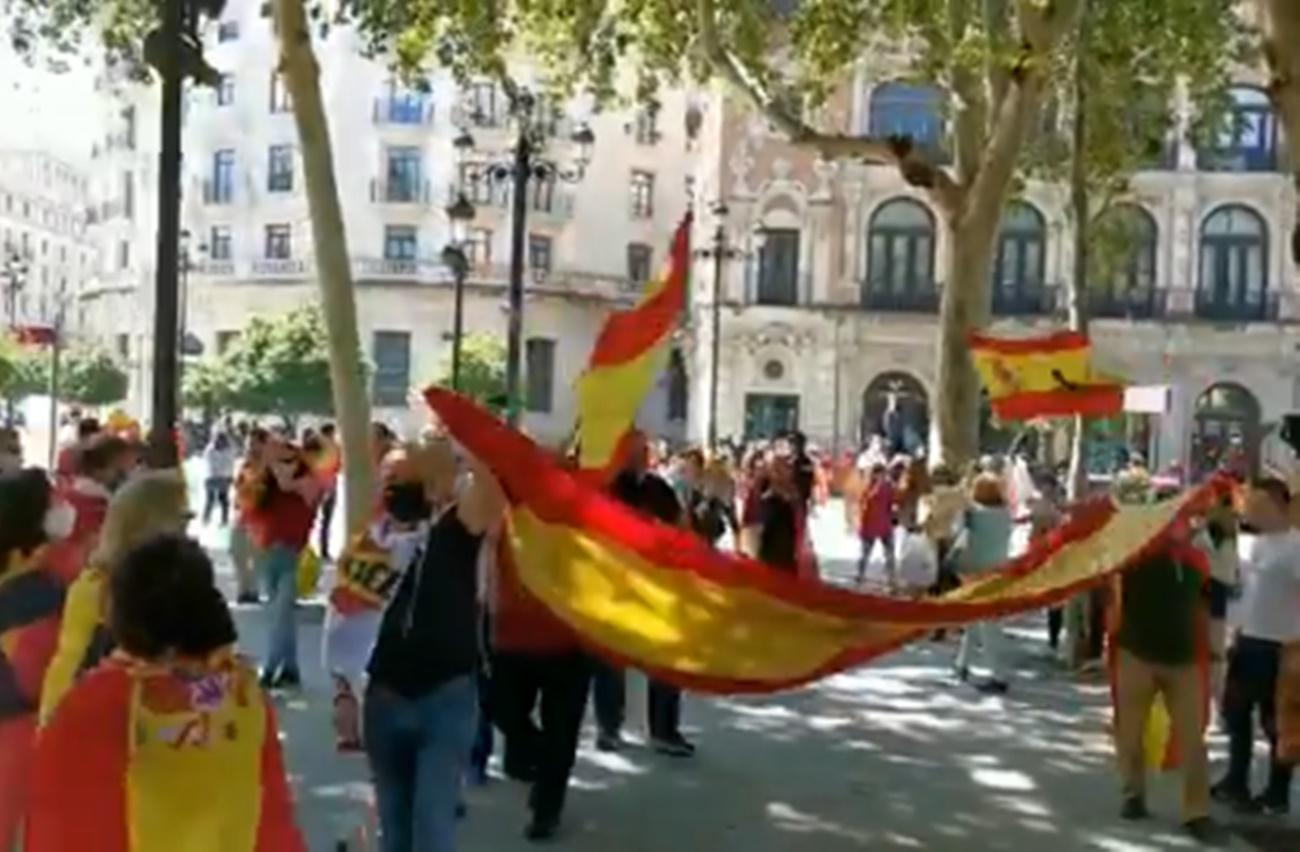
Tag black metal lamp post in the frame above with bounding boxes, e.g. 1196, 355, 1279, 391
442, 190, 477, 392
693, 201, 741, 449
452, 89, 594, 425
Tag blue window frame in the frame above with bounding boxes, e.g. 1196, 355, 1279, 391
992, 201, 1048, 315
1198, 86, 1279, 173
384, 226, 418, 261
385, 147, 423, 202
864, 198, 936, 311
868, 82, 947, 162
1198, 205, 1269, 321
372, 331, 412, 407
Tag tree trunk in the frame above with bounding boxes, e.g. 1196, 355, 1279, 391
1258, 0, 1300, 270
934, 216, 1000, 467
272, 0, 373, 534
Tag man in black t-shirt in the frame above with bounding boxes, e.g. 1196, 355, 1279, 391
592, 431, 696, 758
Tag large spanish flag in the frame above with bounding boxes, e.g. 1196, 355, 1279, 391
574, 213, 691, 471
426, 388, 1225, 694
971, 330, 1124, 421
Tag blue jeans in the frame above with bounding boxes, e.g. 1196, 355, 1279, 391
259, 545, 299, 676
364, 676, 478, 852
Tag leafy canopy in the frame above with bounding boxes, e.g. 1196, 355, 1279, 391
431, 331, 507, 409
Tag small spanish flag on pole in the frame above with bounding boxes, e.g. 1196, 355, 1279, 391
574, 212, 692, 472
970, 330, 1124, 421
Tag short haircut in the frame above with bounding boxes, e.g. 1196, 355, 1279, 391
110, 534, 236, 659
1252, 476, 1291, 508
77, 417, 102, 440
77, 434, 132, 476
0, 468, 52, 571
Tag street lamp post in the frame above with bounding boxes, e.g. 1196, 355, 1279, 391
3, 249, 29, 426
442, 190, 477, 391
694, 202, 741, 449
452, 88, 594, 425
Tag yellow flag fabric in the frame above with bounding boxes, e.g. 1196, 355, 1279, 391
970, 330, 1124, 420
426, 388, 1226, 694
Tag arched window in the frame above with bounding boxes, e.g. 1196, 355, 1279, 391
864, 198, 936, 312
1090, 204, 1160, 318
1192, 382, 1261, 480
860, 372, 929, 454
992, 201, 1047, 315
868, 82, 947, 161
1198, 86, 1279, 173
1198, 205, 1269, 321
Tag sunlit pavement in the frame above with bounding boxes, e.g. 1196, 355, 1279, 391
210, 497, 1291, 851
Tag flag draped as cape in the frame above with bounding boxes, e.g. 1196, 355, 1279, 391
426, 388, 1225, 695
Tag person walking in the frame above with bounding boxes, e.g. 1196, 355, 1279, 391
952, 473, 1015, 694
39, 470, 191, 724
361, 437, 503, 852
26, 534, 305, 852
249, 436, 322, 689
315, 422, 342, 560
594, 431, 696, 758
0, 469, 71, 849
1109, 474, 1220, 844
1212, 477, 1300, 816
202, 431, 239, 526
856, 462, 897, 588
231, 427, 269, 604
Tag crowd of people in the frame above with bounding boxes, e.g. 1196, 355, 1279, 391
2, 409, 1300, 851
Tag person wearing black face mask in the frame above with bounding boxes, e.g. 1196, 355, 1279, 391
323, 439, 504, 852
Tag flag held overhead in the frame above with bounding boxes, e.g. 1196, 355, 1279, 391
970, 330, 1124, 421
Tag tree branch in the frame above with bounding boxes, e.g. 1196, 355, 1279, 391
950, 0, 988, 187
695, 0, 962, 213
982, 0, 1012, 114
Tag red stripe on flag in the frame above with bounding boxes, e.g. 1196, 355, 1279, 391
587, 214, 691, 367
989, 386, 1125, 420
969, 330, 1089, 355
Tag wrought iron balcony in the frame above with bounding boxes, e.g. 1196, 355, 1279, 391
1088, 287, 1167, 320
373, 97, 434, 126
1194, 291, 1280, 323
250, 258, 310, 278
861, 280, 940, 313
992, 285, 1056, 317
370, 178, 431, 205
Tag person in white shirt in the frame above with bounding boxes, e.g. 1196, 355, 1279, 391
202, 431, 239, 526
1212, 477, 1300, 816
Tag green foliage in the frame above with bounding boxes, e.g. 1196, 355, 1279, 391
432, 332, 507, 409
181, 356, 236, 414
60, 347, 129, 406
226, 306, 337, 416
0, 337, 49, 401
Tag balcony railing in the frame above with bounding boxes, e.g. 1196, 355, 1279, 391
370, 178, 431, 204
194, 259, 235, 277
373, 97, 434, 126
1089, 287, 1168, 320
203, 180, 234, 205
1193, 291, 1280, 323
250, 258, 310, 278
861, 281, 940, 313
992, 285, 1056, 316
352, 257, 448, 281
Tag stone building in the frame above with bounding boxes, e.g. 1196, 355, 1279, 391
685, 69, 1299, 478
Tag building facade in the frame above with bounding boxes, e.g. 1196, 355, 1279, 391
84, 0, 700, 443
685, 68, 1300, 478
0, 150, 98, 334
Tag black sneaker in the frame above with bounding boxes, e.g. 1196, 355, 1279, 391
651, 736, 696, 758
595, 731, 626, 752
1184, 817, 1226, 847
1252, 796, 1290, 817
275, 668, 302, 689
975, 679, 1009, 695
524, 814, 559, 843
258, 668, 277, 690
1210, 779, 1251, 808
955, 666, 970, 683
1120, 796, 1149, 820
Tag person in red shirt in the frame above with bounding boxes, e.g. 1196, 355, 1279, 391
44, 434, 135, 585
0, 469, 69, 849
857, 462, 897, 588
249, 436, 322, 689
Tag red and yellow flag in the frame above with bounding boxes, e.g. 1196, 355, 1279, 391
970, 330, 1124, 421
426, 388, 1225, 694
575, 214, 691, 472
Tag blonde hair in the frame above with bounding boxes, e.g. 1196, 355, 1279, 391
90, 470, 190, 572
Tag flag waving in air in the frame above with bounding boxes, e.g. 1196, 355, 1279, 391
970, 330, 1124, 421
425, 387, 1226, 695
574, 213, 691, 472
